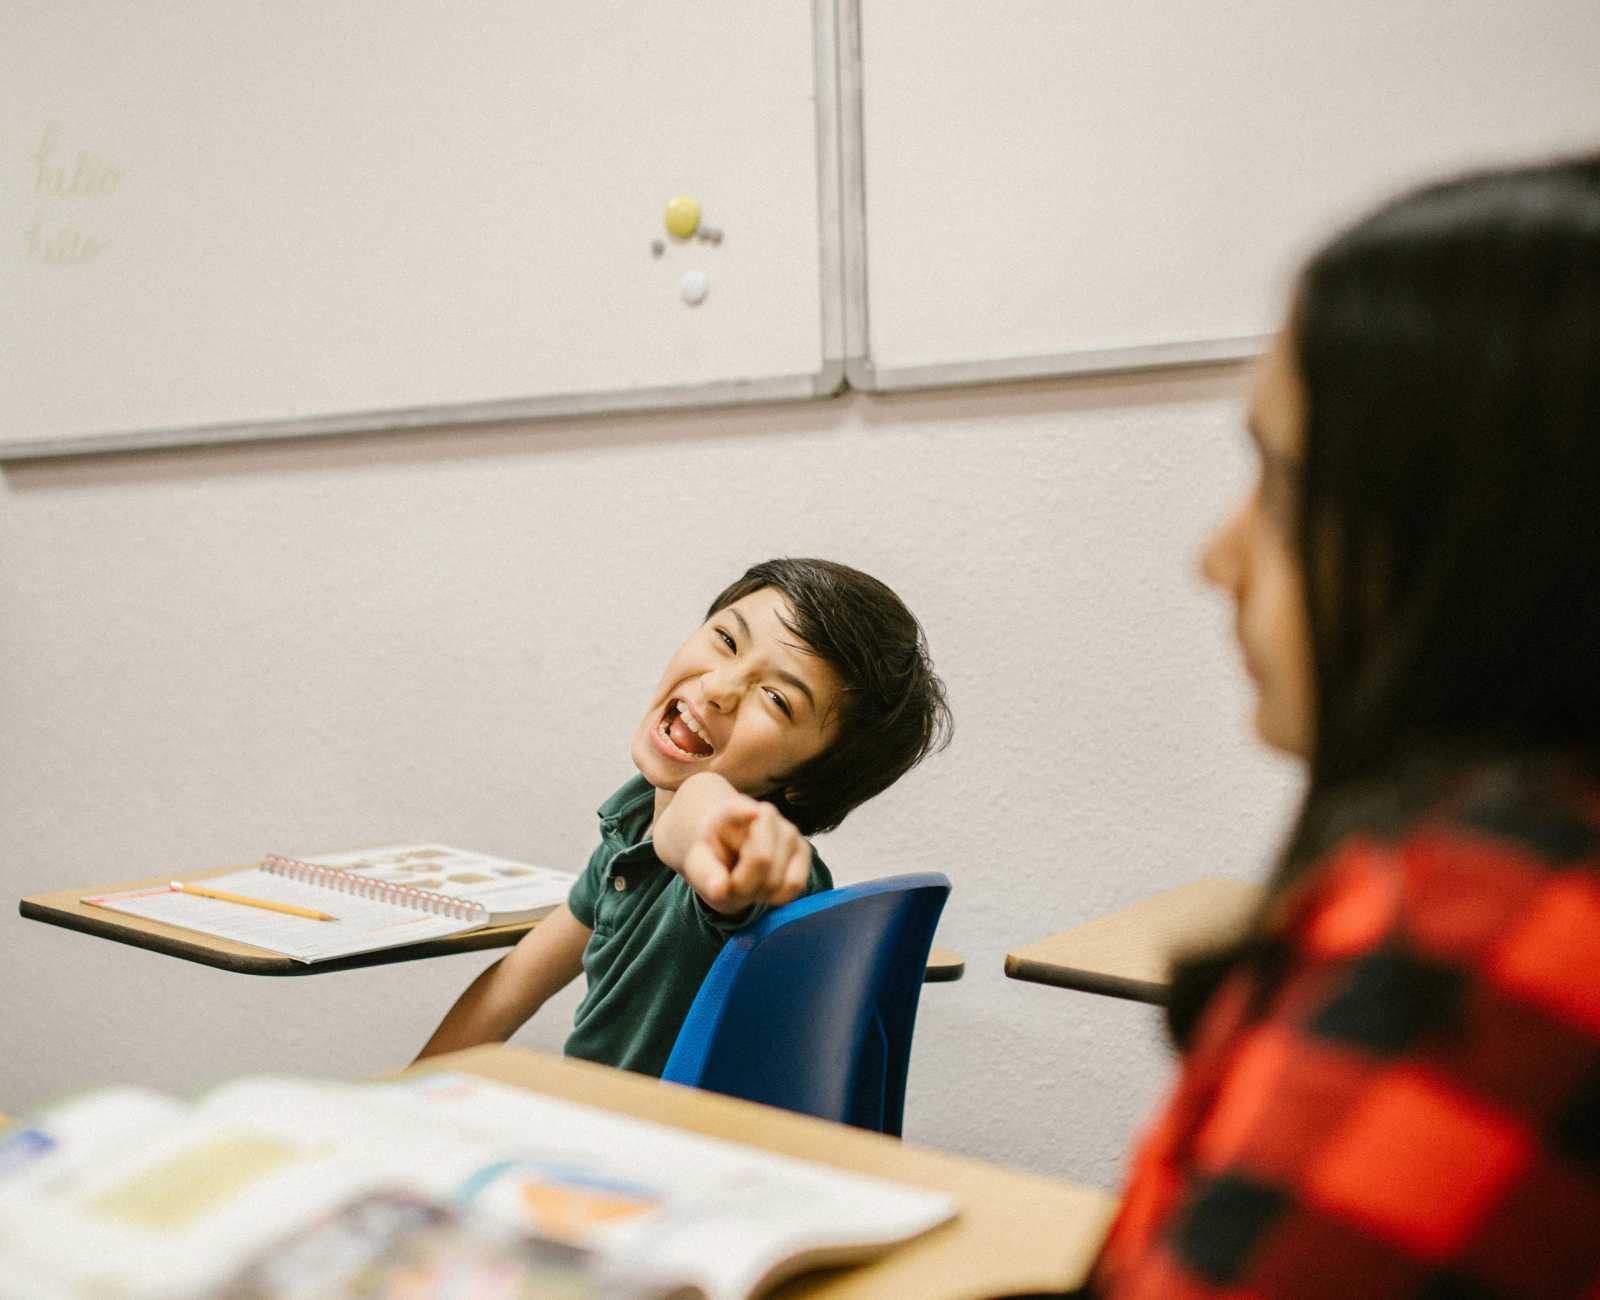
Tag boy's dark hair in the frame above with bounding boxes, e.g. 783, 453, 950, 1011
706, 558, 951, 835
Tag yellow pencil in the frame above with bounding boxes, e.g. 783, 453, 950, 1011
170, 880, 336, 922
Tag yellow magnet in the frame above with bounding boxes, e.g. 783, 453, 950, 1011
664, 195, 701, 240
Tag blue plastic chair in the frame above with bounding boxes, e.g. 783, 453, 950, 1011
660, 873, 951, 1136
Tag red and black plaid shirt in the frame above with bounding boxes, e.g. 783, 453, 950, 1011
1090, 770, 1600, 1299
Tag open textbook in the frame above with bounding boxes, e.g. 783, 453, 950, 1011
81, 843, 577, 963
0, 1070, 957, 1299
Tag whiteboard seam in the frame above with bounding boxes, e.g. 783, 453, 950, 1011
836, 0, 872, 387
813, 0, 846, 372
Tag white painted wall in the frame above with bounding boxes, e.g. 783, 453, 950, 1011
0, 367, 1300, 1189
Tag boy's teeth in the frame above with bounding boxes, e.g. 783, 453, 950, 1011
675, 700, 712, 746
659, 704, 713, 759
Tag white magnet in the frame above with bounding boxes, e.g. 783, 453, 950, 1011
679, 269, 709, 306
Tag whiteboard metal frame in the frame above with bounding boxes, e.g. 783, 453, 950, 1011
2, 0, 847, 461
835, 0, 1265, 393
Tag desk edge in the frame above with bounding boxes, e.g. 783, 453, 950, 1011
19, 897, 530, 975
1002, 953, 1168, 1005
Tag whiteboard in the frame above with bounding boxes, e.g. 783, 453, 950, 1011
1, 1, 842, 458
843, 0, 1600, 390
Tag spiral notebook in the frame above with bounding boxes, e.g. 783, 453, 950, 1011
80, 844, 577, 964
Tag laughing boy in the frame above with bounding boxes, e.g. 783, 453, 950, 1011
416, 557, 951, 1076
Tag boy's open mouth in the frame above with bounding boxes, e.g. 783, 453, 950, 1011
659, 698, 715, 760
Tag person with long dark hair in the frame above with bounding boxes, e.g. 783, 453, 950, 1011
1081, 155, 1600, 1297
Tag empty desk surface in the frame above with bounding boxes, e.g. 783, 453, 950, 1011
414, 1045, 1117, 1299
1006, 877, 1261, 1004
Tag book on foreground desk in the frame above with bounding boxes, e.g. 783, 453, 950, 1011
0, 1070, 956, 1300
80, 843, 577, 964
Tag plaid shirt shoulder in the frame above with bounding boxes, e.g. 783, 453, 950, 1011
1092, 775, 1600, 1300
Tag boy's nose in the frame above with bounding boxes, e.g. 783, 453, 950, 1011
700, 670, 739, 712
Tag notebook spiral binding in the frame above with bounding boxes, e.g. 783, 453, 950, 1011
261, 854, 487, 922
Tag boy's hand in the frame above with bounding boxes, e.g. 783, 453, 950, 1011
657, 773, 813, 916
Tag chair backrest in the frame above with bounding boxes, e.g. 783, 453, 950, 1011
660, 873, 950, 1135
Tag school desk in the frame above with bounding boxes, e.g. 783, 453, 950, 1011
413, 1044, 1117, 1299
19, 867, 965, 981
1005, 877, 1260, 1004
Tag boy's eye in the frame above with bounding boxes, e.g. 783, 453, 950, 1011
714, 626, 736, 652
765, 688, 794, 720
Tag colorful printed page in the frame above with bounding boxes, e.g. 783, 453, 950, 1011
0, 1080, 417, 1299
0, 1086, 186, 1192
215, 1188, 692, 1299
285, 843, 576, 923
0, 1072, 957, 1300
376, 1073, 959, 1300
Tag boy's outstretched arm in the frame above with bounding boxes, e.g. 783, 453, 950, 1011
654, 771, 813, 915
413, 902, 591, 1062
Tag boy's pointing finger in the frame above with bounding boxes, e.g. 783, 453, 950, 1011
709, 799, 761, 843
761, 813, 810, 904
730, 815, 778, 889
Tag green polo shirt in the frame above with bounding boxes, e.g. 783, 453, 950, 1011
564, 773, 832, 1077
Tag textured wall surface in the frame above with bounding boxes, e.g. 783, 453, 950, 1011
0, 367, 1300, 1188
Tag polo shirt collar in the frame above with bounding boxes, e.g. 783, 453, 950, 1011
596, 772, 657, 842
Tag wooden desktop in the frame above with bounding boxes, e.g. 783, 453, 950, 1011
1005, 877, 1260, 1004
423, 1044, 1117, 1299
